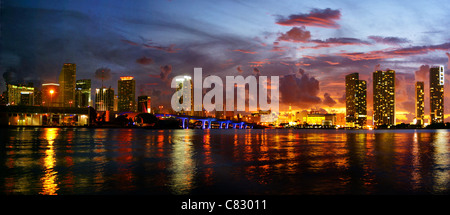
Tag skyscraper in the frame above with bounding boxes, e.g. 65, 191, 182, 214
75, 79, 91, 108
373, 70, 395, 127
345, 73, 367, 128
415, 81, 425, 125
95, 87, 114, 111
118, 76, 136, 112
58, 63, 76, 107
430, 66, 444, 124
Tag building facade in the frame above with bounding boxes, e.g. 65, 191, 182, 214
95, 87, 115, 111
58, 63, 77, 107
373, 70, 395, 127
415, 81, 425, 125
7, 84, 35, 106
75, 79, 92, 108
430, 66, 444, 124
345, 73, 367, 128
118, 76, 136, 112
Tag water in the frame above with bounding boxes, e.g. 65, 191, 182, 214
1, 127, 449, 195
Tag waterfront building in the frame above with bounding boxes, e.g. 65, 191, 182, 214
118, 76, 136, 112
345, 73, 367, 128
95, 87, 115, 111
373, 70, 395, 127
415, 81, 425, 125
7, 83, 35, 106
58, 63, 77, 107
430, 66, 444, 124
75, 79, 92, 108
0, 105, 91, 126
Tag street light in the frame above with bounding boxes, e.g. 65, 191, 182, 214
49, 89, 54, 106
48, 89, 55, 126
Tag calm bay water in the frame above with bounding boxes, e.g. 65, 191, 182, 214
1, 127, 449, 195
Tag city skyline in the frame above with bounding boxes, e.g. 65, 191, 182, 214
1, 0, 450, 124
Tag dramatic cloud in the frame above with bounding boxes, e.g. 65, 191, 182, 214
276, 8, 341, 28
280, 68, 321, 108
323, 93, 337, 107
277, 27, 311, 43
136, 56, 153, 65
368, 36, 411, 45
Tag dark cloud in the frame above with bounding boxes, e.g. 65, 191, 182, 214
279, 68, 321, 108
143, 43, 181, 53
368, 36, 411, 45
2, 68, 19, 85
136, 56, 153, 65
312, 37, 370, 46
159, 65, 172, 85
94, 67, 112, 81
277, 27, 311, 43
323, 93, 337, 107
276, 8, 341, 28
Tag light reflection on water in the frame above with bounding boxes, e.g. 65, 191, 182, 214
1, 128, 449, 194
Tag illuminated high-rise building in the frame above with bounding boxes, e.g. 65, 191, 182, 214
75, 79, 91, 108
118, 76, 136, 112
345, 73, 367, 128
58, 63, 77, 107
373, 70, 395, 127
95, 87, 114, 111
430, 66, 444, 124
138, 96, 151, 113
7, 83, 35, 106
415, 81, 425, 125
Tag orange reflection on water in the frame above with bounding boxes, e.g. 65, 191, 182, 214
40, 128, 59, 195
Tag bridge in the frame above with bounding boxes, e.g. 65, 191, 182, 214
154, 114, 253, 129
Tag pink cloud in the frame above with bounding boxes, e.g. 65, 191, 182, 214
277, 27, 311, 43
232, 49, 257, 54
276, 8, 341, 28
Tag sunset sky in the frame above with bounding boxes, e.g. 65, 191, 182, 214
1, 0, 450, 123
